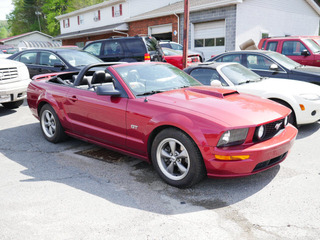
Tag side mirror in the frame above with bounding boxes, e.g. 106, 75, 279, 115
54, 62, 66, 69
270, 64, 279, 71
210, 80, 223, 87
96, 84, 121, 96
301, 49, 310, 56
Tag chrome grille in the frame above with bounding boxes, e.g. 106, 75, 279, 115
0, 67, 18, 81
253, 118, 286, 142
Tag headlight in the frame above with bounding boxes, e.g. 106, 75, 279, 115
284, 116, 288, 126
256, 125, 266, 140
217, 128, 248, 147
300, 93, 320, 101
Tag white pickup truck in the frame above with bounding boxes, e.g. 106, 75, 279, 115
0, 59, 31, 109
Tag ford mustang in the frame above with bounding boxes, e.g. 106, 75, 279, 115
27, 62, 297, 188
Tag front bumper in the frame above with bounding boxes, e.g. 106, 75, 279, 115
0, 79, 30, 103
295, 99, 320, 125
204, 124, 297, 178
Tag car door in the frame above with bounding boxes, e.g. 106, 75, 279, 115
65, 78, 128, 148
280, 40, 314, 66
101, 40, 125, 62
37, 51, 65, 75
243, 54, 288, 78
13, 51, 38, 77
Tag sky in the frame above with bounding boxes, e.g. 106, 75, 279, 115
0, 0, 14, 21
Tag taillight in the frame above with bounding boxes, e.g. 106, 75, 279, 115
144, 53, 151, 62
192, 56, 200, 62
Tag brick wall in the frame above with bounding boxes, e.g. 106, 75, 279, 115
62, 32, 118, 46
180, 5, 237, 51
128, 15, 178, 42
62, 15, 178, 46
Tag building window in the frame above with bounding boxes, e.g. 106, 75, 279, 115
63, 18, 70, 28
94, 10, 101, 21
112, 4, 122, 17
194, 37, 225, 47
78, 15, 84, 25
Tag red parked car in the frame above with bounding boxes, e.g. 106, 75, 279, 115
258, 36, 320, 67
28, 62, 297, 188
162, 48, 200, 69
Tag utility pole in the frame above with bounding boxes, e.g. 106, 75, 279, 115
182, 0, 189, 69
35, 11, 41, 32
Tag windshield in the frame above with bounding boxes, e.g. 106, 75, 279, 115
302, 38, 320, 53
162, 48, 182, 56
114, 63, 202, 96
220, 63, 261, 85
58, 50, 102, 67
265, 51, 300, 70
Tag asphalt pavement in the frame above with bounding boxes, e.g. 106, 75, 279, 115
0, 101, 319, 240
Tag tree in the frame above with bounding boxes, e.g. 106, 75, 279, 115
7, 0, 104, 37
0, 27, 8, 39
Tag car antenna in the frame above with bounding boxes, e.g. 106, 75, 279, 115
144, 75, 148, 102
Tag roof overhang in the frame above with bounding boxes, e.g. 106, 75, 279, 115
54, 23, 128, 40
306, 0, 320, 15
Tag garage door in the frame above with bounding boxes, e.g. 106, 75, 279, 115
149, 24, 172, 41
193, 20, 225, 60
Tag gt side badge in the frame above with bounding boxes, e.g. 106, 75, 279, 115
131, 125, 138, 130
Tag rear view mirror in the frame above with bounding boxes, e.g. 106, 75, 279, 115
54, 62, 66, 69
301, 49, 310, 56
211, 80, 223, 87
270, 64, 279, 71
96, 84, 121, 96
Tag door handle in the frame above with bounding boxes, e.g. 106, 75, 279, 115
69, 96, 78, 102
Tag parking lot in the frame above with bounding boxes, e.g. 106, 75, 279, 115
0, 101, 319, 240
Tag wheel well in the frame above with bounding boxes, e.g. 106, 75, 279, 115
37, 101, 50, 116
269, 98, 296, 124
147, 125, 202, 163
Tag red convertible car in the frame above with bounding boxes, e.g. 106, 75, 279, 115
28, 62, 297, 188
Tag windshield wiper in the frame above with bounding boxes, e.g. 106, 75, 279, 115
238, 80, 256, 85
136, 90, 165, 96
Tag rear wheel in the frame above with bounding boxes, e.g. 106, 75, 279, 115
151, 128, 206, 188
39, 104, 66, 143
2, 100, 24, 109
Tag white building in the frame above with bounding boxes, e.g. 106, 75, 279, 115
55, 0, 320, 60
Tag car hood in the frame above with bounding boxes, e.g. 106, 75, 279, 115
293, 66, 320, 75
236, 78, 320, 95
0, 58, 26, 68
147, 86, 289, 127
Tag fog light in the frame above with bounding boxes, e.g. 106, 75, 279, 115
0, 94, 11, 103
311, 110, 316, 116
215, 155, 250, 161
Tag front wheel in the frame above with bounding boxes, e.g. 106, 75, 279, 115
151, 128, 206, 188
39, 104, 66, 143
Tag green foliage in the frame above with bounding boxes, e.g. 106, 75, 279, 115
7, 0, 105, 37
0, 27, 8, 39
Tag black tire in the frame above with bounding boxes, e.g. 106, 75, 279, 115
271, 99, 297, 127
151, 128, 206, 188
2, 100, 24, 109
39, 104, 67, 143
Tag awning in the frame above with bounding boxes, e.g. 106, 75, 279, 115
54, 23, 128, 40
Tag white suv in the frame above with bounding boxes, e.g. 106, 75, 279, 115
0, 59, 30, 109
